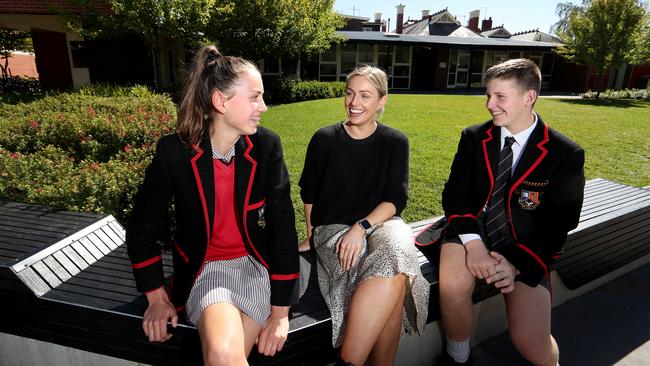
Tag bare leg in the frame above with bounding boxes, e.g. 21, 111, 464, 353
198, 303, 262, 366
368, 277, 407, 366
340, 274, 407, 365
439, 243, 476, 341
505, 282, 558, 366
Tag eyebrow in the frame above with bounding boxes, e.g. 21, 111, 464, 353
346, 88, 374, 93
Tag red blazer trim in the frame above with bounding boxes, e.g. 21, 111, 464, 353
173, 240, 189, 263
191, 145, 212, 248
132, 255, 161, 269
515, 242, 549, 274
448, 213, 477, 222
248, 199, 266, 211
507, 123, 549, 240
271, 273, 300, 280
481, 126, 496, 215
241, 135, 269, 269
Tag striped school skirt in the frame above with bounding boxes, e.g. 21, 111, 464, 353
185, 255, 271, 326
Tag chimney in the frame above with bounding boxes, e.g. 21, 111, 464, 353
382, 19, 387, 32
396, 4, 405, 34
481, 17, 493, 31
468, 9, 480, 32
374, 12, 382, 23
421, 10, 430, 20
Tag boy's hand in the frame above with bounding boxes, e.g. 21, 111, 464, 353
485, 251, 518, 293
298, 237, 311, 252
465, 239, 498, 280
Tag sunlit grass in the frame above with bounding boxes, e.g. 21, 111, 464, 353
262, 95, 650, 237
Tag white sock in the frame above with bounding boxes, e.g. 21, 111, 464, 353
446, 338, 470, 363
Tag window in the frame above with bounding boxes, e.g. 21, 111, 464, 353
69, 41, 87, 68
358, 44, 374, 64
319, 45, 338, 81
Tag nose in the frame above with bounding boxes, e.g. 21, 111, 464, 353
259, 97, 268, 112
486, 96, 495, 109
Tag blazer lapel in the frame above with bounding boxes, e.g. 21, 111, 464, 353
481, 123, 502, 195
190, 130, 215, 242
234, 135, 256, 216
510, 119, 549, 189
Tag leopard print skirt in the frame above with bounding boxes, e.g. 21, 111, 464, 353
312, 217, 429, 347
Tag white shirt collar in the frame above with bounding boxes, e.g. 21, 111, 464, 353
501, 112, 538, 147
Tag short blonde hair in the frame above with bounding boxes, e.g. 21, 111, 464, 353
346, 65, 388, 117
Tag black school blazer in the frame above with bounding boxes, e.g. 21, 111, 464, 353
442, 115, 585, 287
127, 127, 299, 310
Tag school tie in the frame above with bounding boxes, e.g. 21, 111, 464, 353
485, 136, 516, 249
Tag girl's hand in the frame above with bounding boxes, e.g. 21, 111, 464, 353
258, 306, 289, 356
335, 224, 366, 271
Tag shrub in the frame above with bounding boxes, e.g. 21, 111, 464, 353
0, 76, 42, 104
264, 78, 345, 105
0, 90, 176, 223
581, 88, 650, 100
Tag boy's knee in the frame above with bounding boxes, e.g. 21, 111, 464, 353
439, 275, 474, 301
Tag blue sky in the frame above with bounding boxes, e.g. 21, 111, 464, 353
333, 1, 582, 35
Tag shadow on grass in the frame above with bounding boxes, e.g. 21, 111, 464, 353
557, 98, 650, 108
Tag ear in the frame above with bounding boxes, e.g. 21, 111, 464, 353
525, 89, 538, 107
378, 94, 388, 110
211, 90, 227, 114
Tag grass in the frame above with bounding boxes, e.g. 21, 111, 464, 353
261, 95, 650, 238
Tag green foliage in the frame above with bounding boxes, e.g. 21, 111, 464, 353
60, 0, 215, 48
264, 78, 345, 105
0, 76, 41, 104
581, 88, 650, 99
208, 0, 344, 60
0, 90, 176, 222
553, 0, 650, 74
0, 28, 33, 78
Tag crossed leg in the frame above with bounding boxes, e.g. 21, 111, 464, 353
198, 303, 262, 366
340, 274, 407, 366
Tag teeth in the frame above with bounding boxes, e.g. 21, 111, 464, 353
349, 109, 363, 114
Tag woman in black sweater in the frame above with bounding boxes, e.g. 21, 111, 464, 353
299, 65, 429, 366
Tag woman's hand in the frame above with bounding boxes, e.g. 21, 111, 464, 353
336, 224, 366, 271
142, 287, 178, 342
465, 239, 498, 280
258, 306, 290, 356
298, 237, 311, 252
485, 251, 518, 293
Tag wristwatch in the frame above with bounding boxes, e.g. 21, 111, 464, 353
357, 219, 372, 234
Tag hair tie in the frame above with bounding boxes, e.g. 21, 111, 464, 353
204, 49, 220, 67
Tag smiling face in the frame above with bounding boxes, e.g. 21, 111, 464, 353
485, 77, 536, 134
344, 75, 387, 127
218, 68, 267, 136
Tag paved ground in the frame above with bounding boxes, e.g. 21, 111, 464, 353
473, 264, 650, 366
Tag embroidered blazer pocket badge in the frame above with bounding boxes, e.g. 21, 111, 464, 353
518, 189, 542, 210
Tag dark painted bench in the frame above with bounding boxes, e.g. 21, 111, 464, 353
1, 178, 649, 365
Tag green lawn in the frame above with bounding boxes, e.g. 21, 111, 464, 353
261, 95, 650, 238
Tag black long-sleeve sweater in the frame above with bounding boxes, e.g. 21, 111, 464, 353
299, 122, 409, 227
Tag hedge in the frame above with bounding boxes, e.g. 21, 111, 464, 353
581, 88, 650, 100
264, 78, 346, 105
0, 88, 176, 223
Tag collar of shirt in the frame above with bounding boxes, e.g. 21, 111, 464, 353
500, 112, 538, 169
212, 144, 236, 163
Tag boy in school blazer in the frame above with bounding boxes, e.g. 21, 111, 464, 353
436, 59, 584, 366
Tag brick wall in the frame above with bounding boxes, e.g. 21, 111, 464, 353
4, 52, 38, 78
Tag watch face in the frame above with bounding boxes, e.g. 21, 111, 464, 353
359, 219, 371, 230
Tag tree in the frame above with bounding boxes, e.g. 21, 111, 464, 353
0, 28, 33, 78
552, 0, 650, 95
207, 0, 344, 61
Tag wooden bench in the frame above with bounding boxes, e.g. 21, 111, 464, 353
1, 178, 649, 365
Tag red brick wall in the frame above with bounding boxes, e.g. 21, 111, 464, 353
4, 52, 38, 78
0, 0, 110, 15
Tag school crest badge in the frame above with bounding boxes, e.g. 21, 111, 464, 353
518, 190, 541, 210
